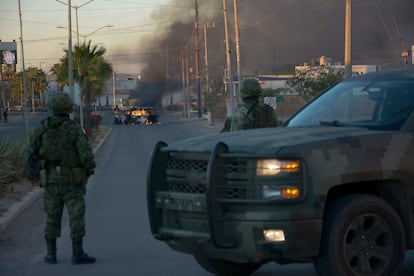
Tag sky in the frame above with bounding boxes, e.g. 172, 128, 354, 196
2, 0, 414, 79
0, 0, 178, 74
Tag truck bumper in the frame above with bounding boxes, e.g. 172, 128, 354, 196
147, 141, 323, 263
161, 218, 322, 263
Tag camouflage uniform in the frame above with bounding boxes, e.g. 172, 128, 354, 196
221, 78, 277, 132
27, 92, 96, 265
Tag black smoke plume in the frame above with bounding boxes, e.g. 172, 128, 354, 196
133, 0, 414, 105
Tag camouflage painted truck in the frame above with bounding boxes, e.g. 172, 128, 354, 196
147, 68, 414, 275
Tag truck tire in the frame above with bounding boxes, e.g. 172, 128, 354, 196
194, 253, 261, 276
313, 194, 405, 276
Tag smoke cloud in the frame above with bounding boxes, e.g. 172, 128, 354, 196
132, 0, 414, 105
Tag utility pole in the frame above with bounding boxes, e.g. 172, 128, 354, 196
0, 66, 5, 112
112, 71, 116, 108
167, 47, 171, 105
30, 78, 35, 113
56, 0, 95, 128
73, 1, 94, 128
18, 0, 29, 134
233, 0, 241, 101
56, 0, 95, 45
185, 46, 190, 118
194, 0, 202, 117
223, 0, 234, 115
67, 0, 74, 109
203, 23, 210, 95
344, 0, 352, 78
75, 6, 80, 45
181, 47, 186, 117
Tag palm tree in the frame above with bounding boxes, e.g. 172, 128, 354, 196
50, 63, 67, 90
50, 40, 113, 129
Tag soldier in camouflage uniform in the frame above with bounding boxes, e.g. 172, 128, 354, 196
221, 78, 277, 132
27, 92, 96, 265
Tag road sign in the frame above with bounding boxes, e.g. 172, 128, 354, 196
264, 97, 276, 110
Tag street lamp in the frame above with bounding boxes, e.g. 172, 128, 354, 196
55, 0, 74, 118
79, 25, 114, 43
56, 0, 107, 129
56, 0, 95, 45
56, 23, 113, 129
57, 25, 113, 44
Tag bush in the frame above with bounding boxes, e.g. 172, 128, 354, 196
0, 134, 29, 184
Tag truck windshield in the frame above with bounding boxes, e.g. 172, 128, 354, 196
286, 79, 414, 130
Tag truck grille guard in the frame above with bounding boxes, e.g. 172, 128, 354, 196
147, 141, 239, 248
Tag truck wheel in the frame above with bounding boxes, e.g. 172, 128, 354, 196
194, 254, 261, 276
314, 194, 405, 276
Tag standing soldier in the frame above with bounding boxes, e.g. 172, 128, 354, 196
27, 92, 96, 264
221, 78, 277, 132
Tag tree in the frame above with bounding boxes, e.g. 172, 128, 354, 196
50, 41, 113, 129
5, 71, 21, 106
27, 67, 47, 107
6, 67, 47, 109
50, 63, 66, 90
286, 65, 344, 101
205, 90, 224, 110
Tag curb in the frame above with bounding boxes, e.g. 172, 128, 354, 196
93, 127, 112, 154
0, 187, 43, 233
0, 127, 112, 234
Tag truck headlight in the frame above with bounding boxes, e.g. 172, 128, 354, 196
256, 159, 300, 176
262, 185, 301, 200
257, 159, 302, 200
263, 229, 285, 242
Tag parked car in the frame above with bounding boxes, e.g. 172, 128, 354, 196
147, 68, 414, 275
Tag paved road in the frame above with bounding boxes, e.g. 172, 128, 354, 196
0, 112, 49, 141
1, 110, 414, 275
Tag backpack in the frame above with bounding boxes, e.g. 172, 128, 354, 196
229, 102, 276, 131
39, 118, 80, 167
230, 103, 257, 131
253, 102, 277, 128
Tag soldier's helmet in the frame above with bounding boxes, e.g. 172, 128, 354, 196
240, 78, 262, 99
48, 92, 73, 115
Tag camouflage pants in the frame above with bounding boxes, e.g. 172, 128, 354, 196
43, 177, 86, 241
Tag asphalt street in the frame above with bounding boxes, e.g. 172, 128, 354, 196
1, 110, 414, 275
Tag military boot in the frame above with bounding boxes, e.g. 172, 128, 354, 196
44, 239, 57, 264
71, 238, 96, 265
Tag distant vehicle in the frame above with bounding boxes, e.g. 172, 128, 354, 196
113, 106, 158, 125
113, 112, 135, 125
147, 68, 414, 275
131, 107, 144, 118
143, 106, 158, 125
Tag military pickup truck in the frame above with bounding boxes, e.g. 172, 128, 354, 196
147, 68, 414, 275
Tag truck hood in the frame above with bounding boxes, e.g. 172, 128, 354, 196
166, 127, 397, 155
